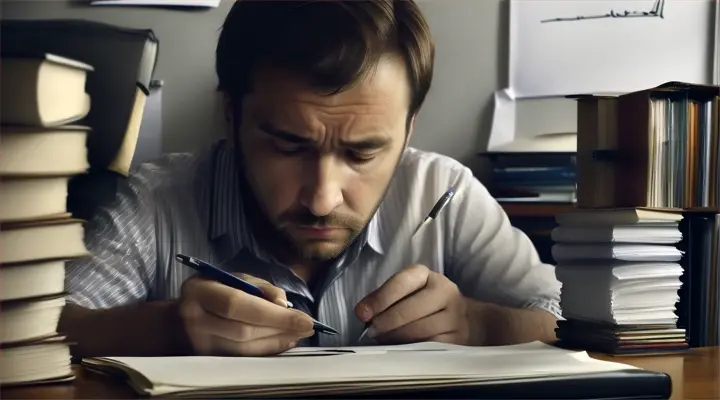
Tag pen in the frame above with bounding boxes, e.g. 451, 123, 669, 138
175, 254, 339, 336
357, 186, 460, 343
413, 186, 458, 235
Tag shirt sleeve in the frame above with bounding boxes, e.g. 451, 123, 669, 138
65, 174, 157, 309
444, 167, 562, 319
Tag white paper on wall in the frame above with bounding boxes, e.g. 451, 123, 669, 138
90, 0, 220, 7
509, 0, 716, 98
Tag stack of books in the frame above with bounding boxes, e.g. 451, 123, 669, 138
0, 53, 92, 386
567, 81, 720, 351
2, 19, 160, 220
551, 208, 689, 355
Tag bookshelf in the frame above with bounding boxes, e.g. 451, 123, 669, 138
569, 81, 720, 348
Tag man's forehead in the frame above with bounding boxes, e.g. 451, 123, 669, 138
249, 57, 411, 110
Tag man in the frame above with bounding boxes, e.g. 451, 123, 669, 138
60, 0, 562, 358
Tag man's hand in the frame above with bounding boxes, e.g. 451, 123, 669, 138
179, 274, 315, 356
354, 264, 470, 345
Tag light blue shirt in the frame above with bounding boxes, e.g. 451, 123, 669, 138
66, 139, 562, 346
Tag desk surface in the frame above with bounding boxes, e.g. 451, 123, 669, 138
2, 347, 718, 399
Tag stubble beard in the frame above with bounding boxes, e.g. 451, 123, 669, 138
234, 144, 402, 264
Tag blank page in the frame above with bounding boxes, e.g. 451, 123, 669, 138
99, 342, 637, 389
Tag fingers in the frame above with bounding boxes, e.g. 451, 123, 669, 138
373, 309, 456, 344
194, 310, 290, 342
237, 274, 290, 308
183, 277, 313, 332
368, 286, 447, 334
356, 264, 430, 322
212, 332, 313, 357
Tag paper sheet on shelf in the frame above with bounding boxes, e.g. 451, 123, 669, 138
487, 88, 516, 151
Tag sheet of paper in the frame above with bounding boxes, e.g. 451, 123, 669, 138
90, 0, 220, 7
558, 261, 683, 326
551, 225, 683, 244
509, 0, 715, 98
552, 243, 684, 263
487, 88, 516, 151
95, 341, 637, 390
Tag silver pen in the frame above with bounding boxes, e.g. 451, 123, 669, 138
357, 186, 461, 343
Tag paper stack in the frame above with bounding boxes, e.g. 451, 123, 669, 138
551, 208, 689, 355
80, 341, 668, 398
0, 53, 92, 386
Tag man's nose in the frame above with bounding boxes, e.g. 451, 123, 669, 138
300, 156, 344, 217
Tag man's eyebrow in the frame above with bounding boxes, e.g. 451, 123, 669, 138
258, 122, 391, 150
339, 137, 391, 151
258, 123, 310, 144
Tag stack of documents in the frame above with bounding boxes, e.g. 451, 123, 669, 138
80, 341, 668, 398
551, 208, 689, 355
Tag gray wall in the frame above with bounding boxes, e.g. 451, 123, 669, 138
1, 0, 575, 171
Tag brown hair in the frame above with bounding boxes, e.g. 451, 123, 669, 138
216, 0, 435, 120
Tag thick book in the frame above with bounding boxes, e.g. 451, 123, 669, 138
0, 260, 67, 303
0, 53, 92, 127
0, 335, 74, 386
0, 125, 90, 177
0, 176, 74, 223
0, 215, 88, 265
82, 341, 671, 399
1, 295, 66, 344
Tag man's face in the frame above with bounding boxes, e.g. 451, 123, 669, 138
235, 57, 413, 262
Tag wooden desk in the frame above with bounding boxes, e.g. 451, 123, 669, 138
2, 347, 718, 399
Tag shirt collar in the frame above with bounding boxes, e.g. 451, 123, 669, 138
207, 140, 384, 263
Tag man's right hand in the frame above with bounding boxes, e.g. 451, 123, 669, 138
178, 274, 315, 356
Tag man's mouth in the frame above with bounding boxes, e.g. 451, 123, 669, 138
295, 225, 343, 239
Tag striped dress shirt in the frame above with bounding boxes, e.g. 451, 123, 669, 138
66, 139, 562, 347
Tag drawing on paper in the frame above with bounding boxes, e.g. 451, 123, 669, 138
541, 0, 665, 23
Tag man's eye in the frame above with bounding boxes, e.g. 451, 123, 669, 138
273, 142, 303, 154
348, 151, 376, 164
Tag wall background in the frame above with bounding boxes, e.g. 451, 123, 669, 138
1, 0, 576, 172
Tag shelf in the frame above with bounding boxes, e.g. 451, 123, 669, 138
499, 202, 575, 218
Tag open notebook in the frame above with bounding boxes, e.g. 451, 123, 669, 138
82, 341, 670, 398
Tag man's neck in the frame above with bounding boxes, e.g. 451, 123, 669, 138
290, 260, 334, 289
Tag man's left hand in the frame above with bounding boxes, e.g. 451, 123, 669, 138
354, 264, 470, 345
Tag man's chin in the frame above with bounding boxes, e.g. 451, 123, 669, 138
295, 241, 347, 261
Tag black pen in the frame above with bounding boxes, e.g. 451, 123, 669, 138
357, 186, 461, 342
413, 186, 459, 235
175, 254, 338, 336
